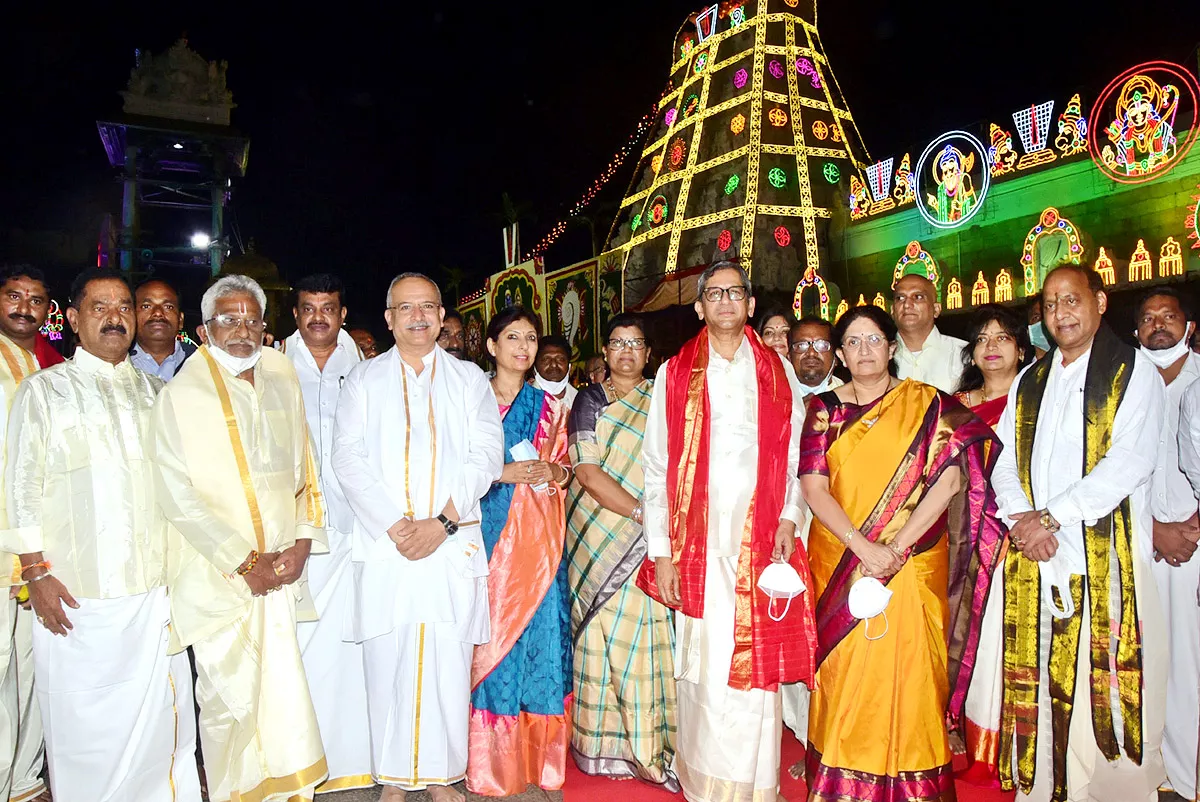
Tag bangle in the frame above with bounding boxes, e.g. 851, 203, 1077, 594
841, 528, 856, 546
236, 551, 260, 577
27, 571, 52, 583
20, 561, 51, 577
631, 503, 644, 525
887, 541, 909, 558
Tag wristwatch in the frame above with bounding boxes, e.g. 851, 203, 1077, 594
1038, 509, 1061, 534
437, 514, 460, 536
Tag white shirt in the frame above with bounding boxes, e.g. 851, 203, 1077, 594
1150, 351, 1200, 523
1174, 379, 1200, 502
332, 346, 503, 642
992, 346, 1165, 572
893, 326, 968, 393
282, 328, 361, 534
130, 341, 189, 381
644, 335, 806, 560
3, 349, 165, 598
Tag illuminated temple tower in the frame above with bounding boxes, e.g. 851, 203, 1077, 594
604, 0, 870, 316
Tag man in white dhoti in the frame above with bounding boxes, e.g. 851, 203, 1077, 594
152, 274, 329, 802
281, 273, 371, 794
332, 272, 502, 802
0, 264, 55, 802
640, 262, 817, 802
2, 269, 200, 802
1134, 287, 1200, 801
891, 272, 967, 392
991, 265, 1167, 802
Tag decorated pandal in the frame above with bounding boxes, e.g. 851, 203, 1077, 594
458, 2, 1200, 368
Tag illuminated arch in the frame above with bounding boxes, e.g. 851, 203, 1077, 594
1093, 248, 1116, 285
834, 298, 849, 322
1020, 207, 1082, 295
792, 265, 831, 321
893, 240, 942, 295
1160, 237, 1183, 277
872, 292, 887, 309
1129, 239, 1152, 281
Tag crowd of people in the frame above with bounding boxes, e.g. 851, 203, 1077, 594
0, 257, 1192, 802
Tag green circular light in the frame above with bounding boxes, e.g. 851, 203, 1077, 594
768, 167, 787, 188
822, 163, 840, 183
725, 174, 740, 195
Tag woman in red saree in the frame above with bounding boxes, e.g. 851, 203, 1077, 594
952, 304, 1032, 787
800, 306, 1005, 802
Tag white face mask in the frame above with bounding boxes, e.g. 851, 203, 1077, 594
757, 561, 807, 622
848, 576, 893, 639
1138, 322, 1194, 370
1039, 557, 1076, 619
205, 336, 263, 376
533, 370, 570, 396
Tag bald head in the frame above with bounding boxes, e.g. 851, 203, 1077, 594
892, 273, 940, 341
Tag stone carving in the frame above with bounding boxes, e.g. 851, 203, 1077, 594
121, 38, 235, 126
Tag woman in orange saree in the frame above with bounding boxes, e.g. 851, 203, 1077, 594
800, 306, 1005, 802
468, 307, 573, 796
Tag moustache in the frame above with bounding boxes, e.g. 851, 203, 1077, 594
8, 313, 34, 324
406, 322, 431, 331
101, 324, 128, 335
144, 317, 170, 327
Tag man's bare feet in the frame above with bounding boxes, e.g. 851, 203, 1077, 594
428, 784, 466, 802
379, 786, 406, 801
787, 760, 804, 780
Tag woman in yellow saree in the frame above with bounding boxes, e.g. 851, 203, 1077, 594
799, 306, 1004, 802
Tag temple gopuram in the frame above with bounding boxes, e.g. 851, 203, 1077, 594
459, 0, 1200, 364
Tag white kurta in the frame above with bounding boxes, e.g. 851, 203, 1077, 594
644, 336, 805, 802
284, 329, 371, 793
3, 349, 200, 802
332, 345, 502, 790
991, 347, 1167, 802
893, 326, 968, 394
1166, 366, 1200, 799
0, 332, 44, 802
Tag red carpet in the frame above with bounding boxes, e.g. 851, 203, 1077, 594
564, 732, 1017, 801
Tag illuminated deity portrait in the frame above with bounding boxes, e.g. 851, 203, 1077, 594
988, 123, 1017, 176
926, 144, 976, 224
1103, 73, 1179, 176
848, 174, 870, 219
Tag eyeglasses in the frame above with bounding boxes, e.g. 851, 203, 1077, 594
207, 315, 266, 333
842, 333, 888, 350
701, 286, 748, 303
974, 332, 1015, 347
790, 339, 831, 353
387, 302, 441, 315
607, 337, 647, 351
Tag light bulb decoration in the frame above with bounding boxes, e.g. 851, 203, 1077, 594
994, 269, 1014, 302
1055, 93, 1088, 157
1159, 237, 1183, 277
988, 123, 1018, 177
945, 278, 964, 310
39, 300, 64, 341
1012, 100, 1058, 170
971, 272, 991, 306
1129, 239, 1153, 281
1093, 247, 1116, 285
916, 131, 990, 230
1187, 183, 1200, 251
792, 264, 831, 320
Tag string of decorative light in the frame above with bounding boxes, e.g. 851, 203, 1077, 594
525, 106, 657, 260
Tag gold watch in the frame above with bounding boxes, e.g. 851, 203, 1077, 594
1038, 509, 1060, 533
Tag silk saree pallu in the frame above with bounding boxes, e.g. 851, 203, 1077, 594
803, 381, 1003, 802
565, 381, 677, 788
468, 384, 572, 796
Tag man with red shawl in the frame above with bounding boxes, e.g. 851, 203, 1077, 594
639, 261, 816, 802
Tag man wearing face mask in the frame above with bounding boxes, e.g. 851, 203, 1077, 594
150, 274, 329, 802
530, 334, 577, 409
990, 265, 1167, 802
1134, 287, 1200, 801
1027, 297, 1051, 358
3, 269, 201, 801
788, 316, 843, 397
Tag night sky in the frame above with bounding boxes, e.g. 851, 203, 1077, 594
2, 3, 1198, 325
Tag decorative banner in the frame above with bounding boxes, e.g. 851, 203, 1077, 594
1089, 60, 1200, 184
489, 264, 542, 317
545, 259, 598, 359
459, 296, 487, 364
597, 249, 624, 337
916, 130, 991, 229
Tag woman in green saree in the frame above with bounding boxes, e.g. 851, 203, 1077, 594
565, 313, 677, 790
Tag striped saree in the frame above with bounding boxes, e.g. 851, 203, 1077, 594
565, 380, 677, 790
